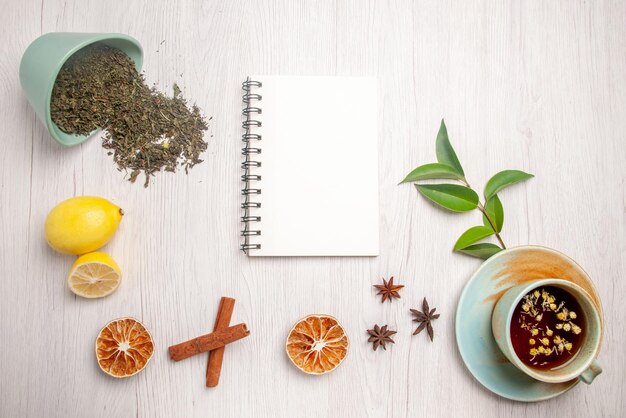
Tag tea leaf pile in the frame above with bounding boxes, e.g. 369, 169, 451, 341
51, 43, 208, 187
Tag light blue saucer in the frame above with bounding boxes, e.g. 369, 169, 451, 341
455, 245, 603, 402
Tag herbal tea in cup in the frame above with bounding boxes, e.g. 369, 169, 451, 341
510, 286, 585, 370
492, 279, 602, 384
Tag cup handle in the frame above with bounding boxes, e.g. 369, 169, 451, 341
579, 360, 602, 384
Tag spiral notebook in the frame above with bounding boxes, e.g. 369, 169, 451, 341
240, 76, 379, 256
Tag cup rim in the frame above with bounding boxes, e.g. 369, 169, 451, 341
43, 33, 143, 146
502, 278, 601, 383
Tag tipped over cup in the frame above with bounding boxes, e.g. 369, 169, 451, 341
19, 32, 143, 146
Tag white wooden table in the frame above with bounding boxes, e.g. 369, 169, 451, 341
1, 1, 625, 417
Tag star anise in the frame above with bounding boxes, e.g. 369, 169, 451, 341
367, 324, 397, 351
410, 298, 440, 342
373, 276, 404, 303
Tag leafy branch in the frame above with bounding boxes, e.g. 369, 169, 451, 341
400, 119, 533, 259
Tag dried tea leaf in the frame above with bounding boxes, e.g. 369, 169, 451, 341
51, 43, 209, 187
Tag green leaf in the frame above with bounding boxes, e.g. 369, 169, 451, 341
415, 184, 478, 212
453, 226, 495, 251
435, 119, 465, 177
399, 163, 463, 184
483, 195, 504, 232
484, 170, 534, 200
457, 243, 503, 259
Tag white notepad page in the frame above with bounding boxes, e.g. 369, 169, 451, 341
246, 76, 379, 256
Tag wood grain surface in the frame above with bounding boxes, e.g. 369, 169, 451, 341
1, 0, 625, 417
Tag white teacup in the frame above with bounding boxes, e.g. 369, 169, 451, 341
492, 278, 602, 384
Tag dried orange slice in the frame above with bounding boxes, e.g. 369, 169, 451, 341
95, 317, 154, 378
285, 314, 349, 375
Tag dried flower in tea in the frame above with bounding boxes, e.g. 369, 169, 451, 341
511, 286, 585, 369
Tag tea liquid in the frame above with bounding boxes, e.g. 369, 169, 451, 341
510, 286, 585, 370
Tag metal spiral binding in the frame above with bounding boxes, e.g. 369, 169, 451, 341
241, 78, 263, 253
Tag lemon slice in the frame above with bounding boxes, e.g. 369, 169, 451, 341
67, 252, 121, 298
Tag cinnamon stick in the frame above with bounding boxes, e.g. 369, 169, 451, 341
206, 297, 235, 387
168, 323, 249, 362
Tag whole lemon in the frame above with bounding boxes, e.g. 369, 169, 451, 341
45, 196, 124, 255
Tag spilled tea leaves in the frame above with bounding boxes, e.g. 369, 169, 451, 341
51, 43, 209, 187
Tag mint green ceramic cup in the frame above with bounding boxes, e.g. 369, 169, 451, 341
19, 32, 143, 146
492, 278, 602, 384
